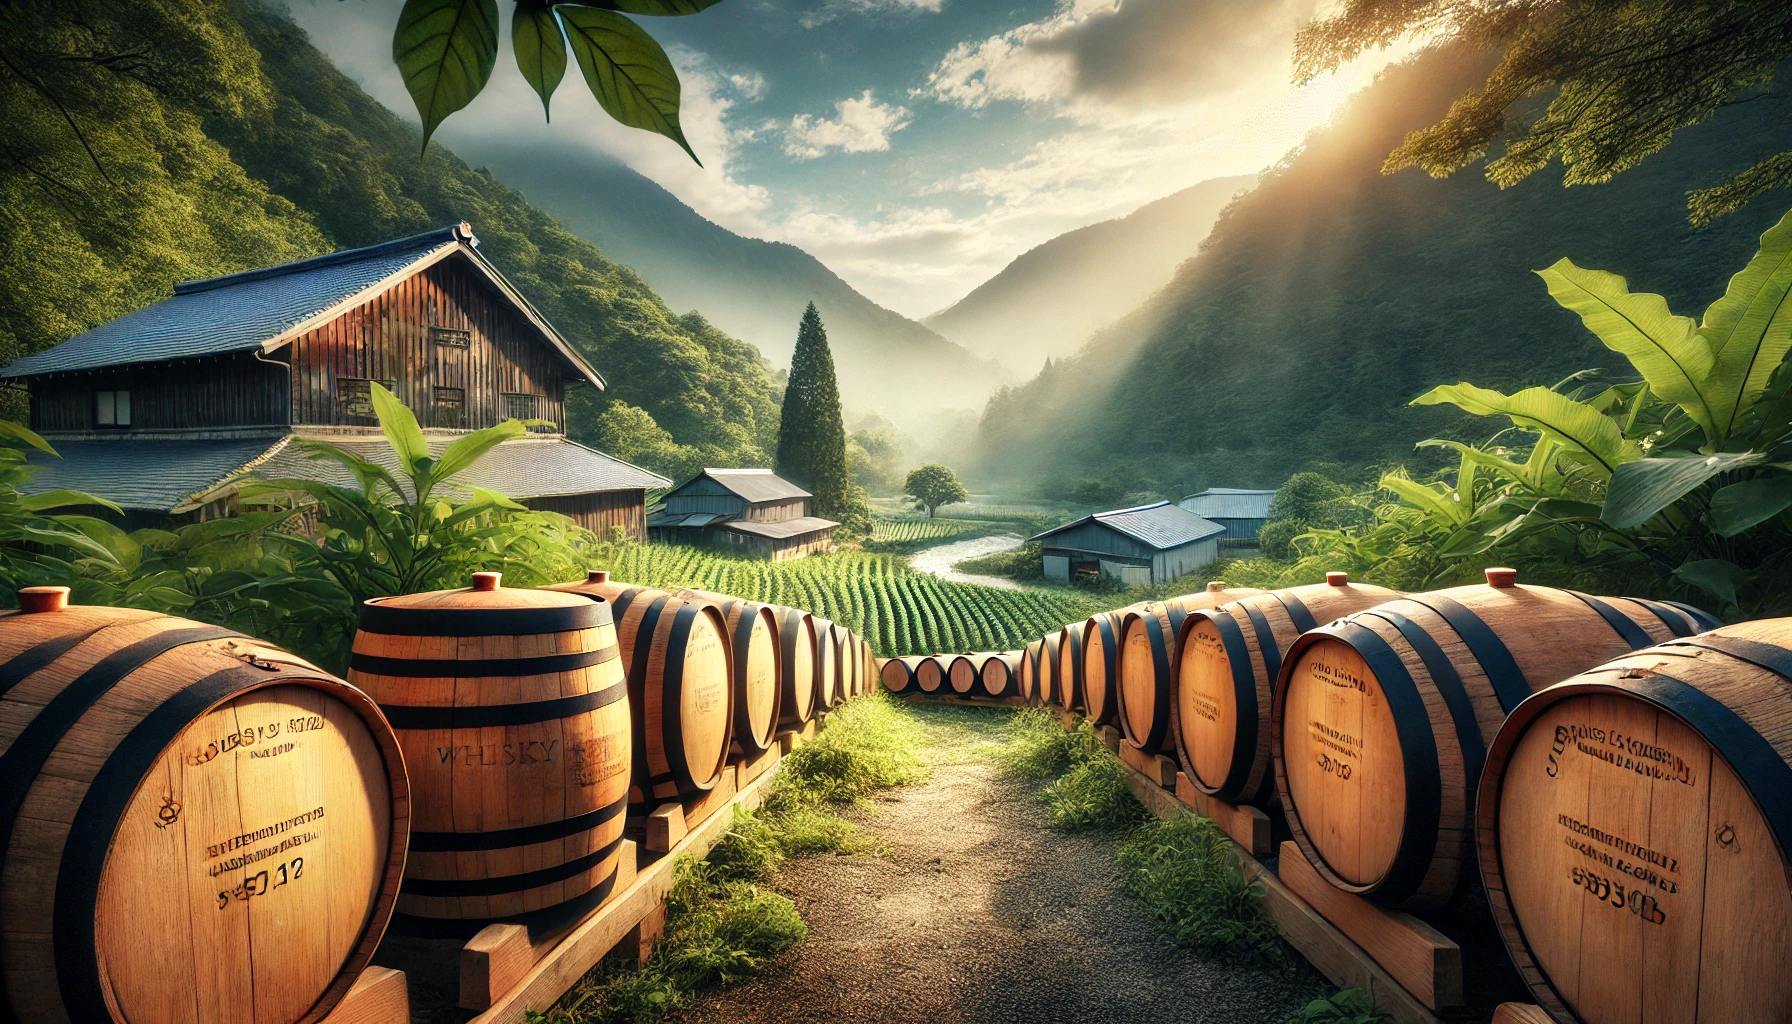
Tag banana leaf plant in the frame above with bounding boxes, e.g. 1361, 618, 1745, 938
0, 420, 148, 599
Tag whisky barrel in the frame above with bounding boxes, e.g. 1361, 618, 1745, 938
1117, 586, 1270, 752
542, 574, 732, 804
862, 640, 877, 699
1272, 568, 1718, 909
881, 656, 921, 694
831, 625, 852, 703
1018, 641, 1041, 703
1477, 619, 1792, 1024
811, 617, 839, 709
949, 653, 991, 696
1174, 573, 1401, 806
1056, 621, 1086, 713
676, 588, 783, 755
1039, 632, 1062, 707
981, 652, 1020, 699
356, 573, 628, 927
915, 654, 947, 695
1079, 612, 1124, 726
0, 588, 407, 1024
771, 607, 817, 727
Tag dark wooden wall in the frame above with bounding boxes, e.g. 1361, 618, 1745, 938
27, 353, 289, 432
741, 498, 808, 523
286, 257, 567, 431
528, 489, 646, 542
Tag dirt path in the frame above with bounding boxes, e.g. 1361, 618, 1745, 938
906, 534, 1027, 590
677, 707, 1312, 1024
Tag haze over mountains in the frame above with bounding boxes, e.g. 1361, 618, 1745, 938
924, 175, 1256, 369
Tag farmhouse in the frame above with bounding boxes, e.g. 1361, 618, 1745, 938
649, 468, 838, 560
1178, 487, 1276, 543
1030, 501, 1224, 586
3, 223, 668, 534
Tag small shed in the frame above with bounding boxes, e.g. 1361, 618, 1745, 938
1030, 501, 1225, 586
649, 468, 837, 560
1177, 488, 1276, 542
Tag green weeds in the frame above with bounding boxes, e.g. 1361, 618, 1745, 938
1115, 816, 1280, 961
1288, 988, 1389, 1023
992, 708, 1146, 832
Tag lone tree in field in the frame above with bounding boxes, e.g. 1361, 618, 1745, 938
905, 464, 968, 518
776, 303, 851, 518
1295, 0, 1792, 223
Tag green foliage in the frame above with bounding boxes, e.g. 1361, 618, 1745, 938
1116, 816, 1281, 961
1294, 0, 1792, 225
952, 541, 1046, 582
1041, 750, 1147, 833
389, 0, 717, 159
778, 693, 929, 804
993, 707, 1099, 780
1258, 519, 1306, 560
1288, 988, 1389, 1024
903, 463, 970, 517
862, 516, 990, 554
0, 422, 135, 594
776, 303, 853, 524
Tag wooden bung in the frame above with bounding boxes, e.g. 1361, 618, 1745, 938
1479, 618, 1792, 1024
881, 655, 921, 694
541, 575, 732, 806
354, 574, 628, 928
0, 599, 408, 1024
1172, 575, 1401, 806
770, 606, 818, 726
1079, 611, 1124, 726
1272, 568, 1720, 909
1117, 588, 1268, 753
1057, 620, 1087, 713
676, 588, 783, 755
981, 651, 1021, 699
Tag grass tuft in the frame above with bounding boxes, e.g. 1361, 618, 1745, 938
994, 707, 1099, 779
780, 692, 929, 804
1287, 987, 1390, 1023
1115, 816, 1281, 961
1041, 750, 1149, 832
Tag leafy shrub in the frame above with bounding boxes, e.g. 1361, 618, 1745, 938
1116, 816, 1280, 960
1042, 750, 1147, 833
1259, 518, 1307, 560
1289, 988, 1389, 1023
953, 541, 1045, 581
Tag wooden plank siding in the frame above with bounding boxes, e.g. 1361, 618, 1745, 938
526, 490, 647, 542
27, 353, 289, 433
285, 257, 566, 432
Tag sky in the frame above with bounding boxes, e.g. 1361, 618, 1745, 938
288, 0, 1418, 320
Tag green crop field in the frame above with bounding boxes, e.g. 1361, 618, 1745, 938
593, 545, 1105, 656
868, 518, 986, 544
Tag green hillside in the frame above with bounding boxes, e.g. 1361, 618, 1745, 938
0, 0, 778, 472
976, 46, 1792, 496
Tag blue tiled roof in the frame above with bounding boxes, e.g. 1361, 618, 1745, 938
253, 434, 670, 499
1031, 501, 1225, 550
1179, 488, 1275, 520
20, 438, 286, 512
3, 230, 460, 378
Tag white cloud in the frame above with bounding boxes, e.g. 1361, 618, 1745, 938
801, 0, 945, 30
782, 91, 913, 160
727, 70, 768, 101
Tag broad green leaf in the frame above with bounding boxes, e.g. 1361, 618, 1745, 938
584, 0, 726, 13
1378, 469, 1465, 527
1674, 558, 1749, 607
19, 488, 120, 513
434, 420, 526, 482
559, 6, 699, 163
1413, 383, 1641, 476
370, 383, 431, 472
1537, 258, 1719, 440
513, 1, 566, 119
0, 420, 58, 455
1699, 207, 1792, 445
1710, 474, 1792, 536
292, 439, 407, 501
1601, 451, 1765, 529
393, 0, 500, 151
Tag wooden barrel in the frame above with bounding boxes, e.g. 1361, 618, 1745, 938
1118, 586, 1271, 753
1080, 612, 1124, 727
1057, 621, 1086, 712
1018, 641, 1041, 703
1038, 633, 1062, 707
948, 653, 990, 696
832, 625, 852, 704
356, 573, 627, 928
811, 617, 839, 709
675, 588, 783, 755
0, 588, 407, 1024
881, 656, 921, 694
915, 654, 947, 695
1174, 573, 1401, 806
1477, 619, 1792, 1024
1272, 568, 1719, 909
981, 652, 1020, 699
861, 640, 876, 699
771, 607, 817, 726
542, 574, 732, 804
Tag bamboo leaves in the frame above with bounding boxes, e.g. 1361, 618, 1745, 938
390, 0, 720, 160
1600, 451, 1765, 530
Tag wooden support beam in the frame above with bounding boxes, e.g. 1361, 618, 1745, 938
1173, 773, 1272, 857
322, 966, 409, 1024
630, 902, 668, 963
733, 745, 779, 787
1117, 741, 1178, 789
777, 719, 817, 753
1094, 725, 1122, 754
1277, 842, 1462, 1010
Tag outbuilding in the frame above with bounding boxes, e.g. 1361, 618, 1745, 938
1177, 488, 1276, 542
1030, 501, 1225, 586
649, 468, 838, 560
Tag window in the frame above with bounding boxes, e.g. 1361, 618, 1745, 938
434, 387, 465, 429
338, 378, 396, 423
96, 390, 131, 427
503, 393, 552, 431
430, 326, 470, 349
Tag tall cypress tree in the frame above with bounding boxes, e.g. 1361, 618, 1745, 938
775, 303, 850, 517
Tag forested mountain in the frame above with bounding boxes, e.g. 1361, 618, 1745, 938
2, 0, 778, 473
480, 154, 1000, 425
977, 46, 1792, 497
924, 176, 1255, 368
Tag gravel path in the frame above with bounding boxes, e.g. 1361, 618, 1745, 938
906, 534, 1028, 590
677, 707, 1312, 1024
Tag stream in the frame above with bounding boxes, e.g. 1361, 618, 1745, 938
906, 533, 1027, 590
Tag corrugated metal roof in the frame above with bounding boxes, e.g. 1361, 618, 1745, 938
3, 226, 605, 389
718, 516, 838, 540
256, 434, 668, 500
1179, 488, 1275, 520
679, 468, 810, 504
1031, 501, 1224, 550
648, 511, 725, 528
20, 438, 289, 512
